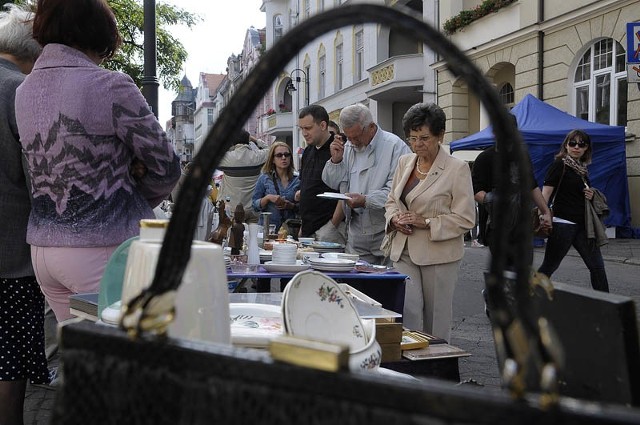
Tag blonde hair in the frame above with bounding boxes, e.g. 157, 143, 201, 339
261, 141, 295, 179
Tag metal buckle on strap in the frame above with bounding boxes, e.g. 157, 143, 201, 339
120, 290, 177, 339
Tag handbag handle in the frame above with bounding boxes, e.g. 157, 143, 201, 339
119, 4, 548, 403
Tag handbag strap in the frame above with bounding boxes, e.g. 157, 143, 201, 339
270, 172, 281, 196
549, 164, 566, 208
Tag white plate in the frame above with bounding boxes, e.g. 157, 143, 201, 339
311, 265, 355, 272
317, 192, 352, 201
230, 303, 283, 347
321, 252, 359, 261
283, 270, 367, 351
263, 260, 311, 273
309, 258, 356, 266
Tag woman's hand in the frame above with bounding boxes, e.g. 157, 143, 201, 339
584, 187, 594, 200
130, 158, 147, 181
395, 211, 430, 231
540, 211, 553, 228
262, 194, 280, 207
278, 199, 295, 210
391, 214, 412, 235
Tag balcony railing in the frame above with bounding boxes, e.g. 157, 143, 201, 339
367, 53, 424, 102
263, 111, 293, 137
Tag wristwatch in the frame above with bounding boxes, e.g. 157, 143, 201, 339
424, 218, 431, 227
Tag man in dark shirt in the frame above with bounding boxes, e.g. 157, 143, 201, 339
471, 115, 551, 316
295, 105, 346, 243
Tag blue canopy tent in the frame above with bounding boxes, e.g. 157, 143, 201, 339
450, 94, 631, 228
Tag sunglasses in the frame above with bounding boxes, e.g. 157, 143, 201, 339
567, 140, 588, 148
274, 152, 292, 158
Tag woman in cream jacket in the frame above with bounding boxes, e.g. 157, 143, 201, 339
384, 103, 475, 341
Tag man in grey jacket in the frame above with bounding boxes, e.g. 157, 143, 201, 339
323, 103, 411, 264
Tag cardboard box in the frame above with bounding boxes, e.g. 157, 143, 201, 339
375, 321, 403, 344
380, 342, 402, 363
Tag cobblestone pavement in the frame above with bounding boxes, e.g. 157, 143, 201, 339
24, 238, 640, 423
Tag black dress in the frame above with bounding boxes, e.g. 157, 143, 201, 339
0, 277, 49, 384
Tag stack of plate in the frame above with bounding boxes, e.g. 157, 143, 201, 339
308, 257, 356, 272
309, 241, 344, 253
262, 260, 310, 273
322, 252, 359, 262
224, 255, 231, 268
272, 243, 297, 265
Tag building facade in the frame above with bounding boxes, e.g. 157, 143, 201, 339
437, 0, 640, 227
169, 75, 196, 162
168, 28, 267, 159
259, 0, 437, 168
193, 72, 225, 156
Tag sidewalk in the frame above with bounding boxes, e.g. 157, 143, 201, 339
23, 237, 640, 423
454, 237, 640, 392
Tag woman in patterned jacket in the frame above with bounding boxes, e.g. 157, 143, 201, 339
14, 0, 181, 321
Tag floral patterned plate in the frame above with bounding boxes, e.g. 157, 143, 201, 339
230, 303, 283, 348
282, 270, 368, 351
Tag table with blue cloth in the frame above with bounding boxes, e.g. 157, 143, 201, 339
227, 268, 407, 315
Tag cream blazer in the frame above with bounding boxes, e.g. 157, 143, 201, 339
384, 149, 475, 265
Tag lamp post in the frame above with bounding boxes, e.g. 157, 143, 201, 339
288, 68, 308, 165
142, 0, 159, 118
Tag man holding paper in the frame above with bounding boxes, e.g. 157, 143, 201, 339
323, 103, 411, 264
296, 105, 346, 243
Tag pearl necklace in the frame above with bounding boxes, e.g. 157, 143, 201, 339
415, 157, 428, 176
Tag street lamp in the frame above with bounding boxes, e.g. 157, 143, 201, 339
289, 68, 308, 168
289, 68, 308, 104
142, 0, 159, 118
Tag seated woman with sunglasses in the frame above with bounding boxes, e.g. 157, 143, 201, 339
252, 141, 300, 233
537, 130, 609, 292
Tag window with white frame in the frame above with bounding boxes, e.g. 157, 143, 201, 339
355, 29, 364, 82
573, 38, 627, 126
319, 54, 326, 99
207, 108, 214, 125
273, 15, 283, 43
336, 43, 343, 91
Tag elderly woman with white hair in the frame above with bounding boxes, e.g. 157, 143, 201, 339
0, 4, 48, 424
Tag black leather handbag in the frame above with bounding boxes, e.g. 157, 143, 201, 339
52, 5, 640, 424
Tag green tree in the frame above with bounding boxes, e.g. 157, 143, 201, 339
108, 0, 200, 92
8, 0, 200, 92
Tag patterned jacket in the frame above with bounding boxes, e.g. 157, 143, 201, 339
15, 44, 180, 247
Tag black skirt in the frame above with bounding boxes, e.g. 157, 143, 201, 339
0, 277, 49, 384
